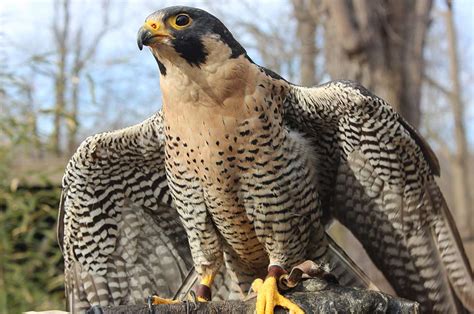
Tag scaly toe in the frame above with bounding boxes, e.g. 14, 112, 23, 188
276, 294, 304, 314
252, 277, 304, 314
252, 278, 264, 292
150, 295, 180, 305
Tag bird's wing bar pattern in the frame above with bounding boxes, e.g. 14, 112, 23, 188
284, 81, 473, 312
58, 111, 194, 312
397, 116, 440, 176
325, 234, 376, 290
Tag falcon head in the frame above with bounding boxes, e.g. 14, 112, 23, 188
137, 6, 248, 75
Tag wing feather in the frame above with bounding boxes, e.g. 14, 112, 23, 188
284, 80, 473, 312
58, 111, 193, 312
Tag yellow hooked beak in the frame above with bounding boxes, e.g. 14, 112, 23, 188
137, 20, 173, 50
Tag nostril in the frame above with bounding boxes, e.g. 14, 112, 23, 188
151, 23, 157, 29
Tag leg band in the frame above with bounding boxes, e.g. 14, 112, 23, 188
196, 284, 212, 301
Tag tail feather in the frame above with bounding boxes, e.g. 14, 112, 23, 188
428, 182, 474, 312
331, 154, 473, 312
324, 235, 378, 290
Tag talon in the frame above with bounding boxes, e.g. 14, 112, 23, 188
188, 290, 197, 302
146, 296, 154, 314
252, 276, 304, 314
186, 291, 200, 310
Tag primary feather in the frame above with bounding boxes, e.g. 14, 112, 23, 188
285, 82, 473, 312
58, 113, 192, 312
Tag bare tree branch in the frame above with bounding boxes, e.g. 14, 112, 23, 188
423, 73, 452, 98
51, 0, 70, 156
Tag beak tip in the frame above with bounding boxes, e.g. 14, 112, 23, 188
137, 25, 163, 51
137, 26, 146, 51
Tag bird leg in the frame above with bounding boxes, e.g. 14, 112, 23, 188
149, 273, 215, 305
195, 273, 214, 301
251, 265, 304, 314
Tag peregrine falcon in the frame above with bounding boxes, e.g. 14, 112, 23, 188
58, 5, 473, 313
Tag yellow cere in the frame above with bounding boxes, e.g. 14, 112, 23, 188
145, 20, 163, 31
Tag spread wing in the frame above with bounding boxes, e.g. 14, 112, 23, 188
284, 80, 473, 312
57, 111, 193, 312
57, 107, 372, 312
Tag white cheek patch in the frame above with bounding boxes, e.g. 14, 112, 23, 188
201, 35, 234, 73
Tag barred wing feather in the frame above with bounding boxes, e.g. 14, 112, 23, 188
285, 81, 473, 313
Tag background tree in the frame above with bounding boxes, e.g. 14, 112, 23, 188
49, 0, 113, 156
443, 0, 472, 242
322, 0, 433, 128
422, 0, 473, 255
292, 0, 320, 86
50, 0, 69, 156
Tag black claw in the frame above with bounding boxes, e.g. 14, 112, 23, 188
184, 300, 190, 314
189, 300, 199, 312
183, 291, 199, 313
146, 296, 155, 314
189, 290, 197, 303
323, 272, 339, 285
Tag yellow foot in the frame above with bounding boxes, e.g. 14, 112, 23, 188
252, 277, 304, 314
148, 293, 208, 305
149, 295, 180, 305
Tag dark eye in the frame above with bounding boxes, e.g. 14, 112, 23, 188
175, 14, 190, 26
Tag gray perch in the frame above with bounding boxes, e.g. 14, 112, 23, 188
89, 278, 419, 313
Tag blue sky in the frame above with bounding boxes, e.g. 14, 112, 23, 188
0, 0, 473, 147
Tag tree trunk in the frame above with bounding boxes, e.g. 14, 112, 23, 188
322, 0, 433, 128
51, 0, 70, 156
65, 0, 110, 156
292, 0, 319, 86
67, 74, 79, 156
24, 81, 42, 159
445, 0, 472, 240
67, 28, 83, 157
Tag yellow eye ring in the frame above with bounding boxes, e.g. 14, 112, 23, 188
170, 13, 192, 30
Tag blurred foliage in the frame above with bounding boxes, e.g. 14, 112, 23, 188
0, 74, 65, 313
0, 181, 65, 313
